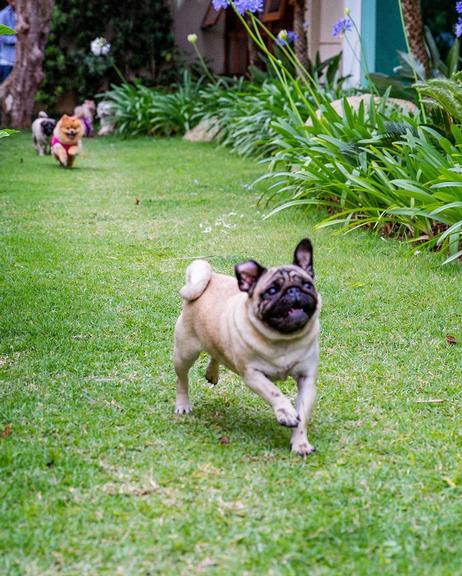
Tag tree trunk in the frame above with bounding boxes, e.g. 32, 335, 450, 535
247, 34, 258, 69
0, 0, 54, 128
399, 0, 429, 75
246, 15, 258, 70
292, 0, 309, 72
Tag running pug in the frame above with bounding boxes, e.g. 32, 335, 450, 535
31, 111, 56, 156
174, 239, 321, 456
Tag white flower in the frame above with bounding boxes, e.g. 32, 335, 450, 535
91, 37, 111, 57
187, 33, 198, 44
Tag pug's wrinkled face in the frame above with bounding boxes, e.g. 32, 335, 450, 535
235, 239, 318, 334
42, 119, 56, 136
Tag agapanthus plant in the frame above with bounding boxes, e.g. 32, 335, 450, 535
456, 1, 462, 37
276, 30, 299, 47
332, 17, 352, 37
187, 33, 215, 82
90, 36, 126, 83
212, 0, 263, 14
91, 37, 111, 57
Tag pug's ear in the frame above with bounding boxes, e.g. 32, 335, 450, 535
235, 260, 266, 296
293, 238, 314, 278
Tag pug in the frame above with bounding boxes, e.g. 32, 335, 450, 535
31, 111, 56, 156
174, 239, 321, 456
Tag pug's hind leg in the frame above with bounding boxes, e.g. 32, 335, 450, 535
174, 323, 201, 414
205, 357, 219, 385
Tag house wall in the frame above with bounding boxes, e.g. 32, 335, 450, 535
308, 0, 343, 62
309, 0, 406, 87
172, 0, 226, 74
342, 0, 362, 87
172, 0, 406, 84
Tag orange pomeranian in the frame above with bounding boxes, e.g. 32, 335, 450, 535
51, 115, 84, 168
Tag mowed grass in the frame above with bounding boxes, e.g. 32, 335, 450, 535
1, 133, 462, 576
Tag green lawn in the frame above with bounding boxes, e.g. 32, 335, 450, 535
1, 133, 461, 576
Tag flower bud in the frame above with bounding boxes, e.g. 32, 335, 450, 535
344, 7, 351, 16
277, 29, 288, 41
187, 33, 198, 44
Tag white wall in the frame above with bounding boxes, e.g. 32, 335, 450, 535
342, 0, 362, 87
308, 0, 343, 62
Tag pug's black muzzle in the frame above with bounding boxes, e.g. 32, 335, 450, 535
264, 286, 318, 334
42, 121, 56, 136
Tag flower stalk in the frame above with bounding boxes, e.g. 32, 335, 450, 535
187, 34, 216, 83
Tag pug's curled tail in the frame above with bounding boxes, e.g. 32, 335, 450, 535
180, 260, 212, 301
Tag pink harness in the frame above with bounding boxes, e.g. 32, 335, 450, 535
51, 135, 72, 152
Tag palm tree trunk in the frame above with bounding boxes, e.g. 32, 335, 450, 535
0, 0, 54, 128
399, 0, 429, 75
246, 14, 258, 69
292, 0, 309, 72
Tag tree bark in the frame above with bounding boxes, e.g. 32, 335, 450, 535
246, 14, 258, 70
399, 0, 430, 75
0, 0, 54, 128
292, 0, 309, 73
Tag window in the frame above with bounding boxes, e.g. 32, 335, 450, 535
261, 0, 287, 22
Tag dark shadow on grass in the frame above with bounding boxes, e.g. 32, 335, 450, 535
50, 165, 106, 173
183, 397, 298, 452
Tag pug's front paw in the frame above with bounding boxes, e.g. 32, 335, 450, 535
275, 405, 300, 428
291, 440, 315, 457
175, 398, 192, 414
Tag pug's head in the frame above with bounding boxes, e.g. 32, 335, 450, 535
41, 119, 56, 137
235, 239, 318, 335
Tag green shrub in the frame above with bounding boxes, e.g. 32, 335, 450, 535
104, 74, 321, 158
201, 78, 315, 158
416, 74, 462, 137
257, 98, 462, 263
37, 0, 174, 112
104, 72, 205, 136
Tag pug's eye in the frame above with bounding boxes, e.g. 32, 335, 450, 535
265, 286, 279, 297
302, 282, 312, 290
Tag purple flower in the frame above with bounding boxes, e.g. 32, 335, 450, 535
212, 0, 263, 13
276, 30, 298, 46
212, 0, 229, 10
332, 17, 352, 37
234, 0, 264, 14
456, 18, 462, 37
457, 1, 462, 14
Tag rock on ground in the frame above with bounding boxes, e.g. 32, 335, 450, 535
183, 117, 220, 142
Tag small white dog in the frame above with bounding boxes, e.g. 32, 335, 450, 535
96, 101, 115, 136
31, 111, 56, 156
